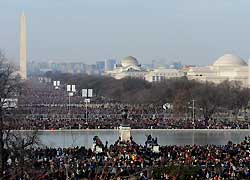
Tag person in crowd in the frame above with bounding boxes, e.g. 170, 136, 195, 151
3, 136, 250, 179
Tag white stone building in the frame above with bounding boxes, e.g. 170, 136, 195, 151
105, 56, 184, 82
105, 56, 148, 80
187, 54, 249, 87
145, 67, 185, 82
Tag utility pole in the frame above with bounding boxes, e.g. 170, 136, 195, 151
67, 85, 76, 129
82, 89, 93, 122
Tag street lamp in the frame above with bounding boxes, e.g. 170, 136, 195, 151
53, 80, 60, 89
192, 99, 195, 129
163, 103, 171, 118
82, 89, 93, 121
188, 99, 195, 129
52, 80, 60, 110
67, 84, 76, 115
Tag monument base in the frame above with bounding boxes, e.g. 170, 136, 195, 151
119, 125, 131, 142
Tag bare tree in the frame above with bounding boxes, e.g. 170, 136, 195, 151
45, 71, 250, 121
191, 81, 222, 125
0, 51, 19, 179
0, 51, 40, 179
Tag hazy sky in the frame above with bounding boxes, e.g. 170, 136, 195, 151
1, 0, 250, 65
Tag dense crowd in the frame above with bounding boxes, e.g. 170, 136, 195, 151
3, 81, 249, 130
14, 115, 250, 130
3, 136, 250, 179
7, 103, 250, 130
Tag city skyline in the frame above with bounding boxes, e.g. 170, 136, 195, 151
1, 0, 250, 65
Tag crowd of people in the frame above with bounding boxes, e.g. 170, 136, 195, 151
3, 136, 250, 179
2, 81, 250, 179
13, 114, 250, 130
7, 103, 250, 130
3, 81, 250, 130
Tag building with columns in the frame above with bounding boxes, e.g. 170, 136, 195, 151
187, 54, 249, 87
105, 56, 184, 82
145, 67, 184, 82
105, 54, 250, 87
105, 56, 148, 80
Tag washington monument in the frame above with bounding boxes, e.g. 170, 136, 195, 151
20, 12, 27, 80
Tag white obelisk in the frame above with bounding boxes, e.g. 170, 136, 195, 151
20, 12, 27, 80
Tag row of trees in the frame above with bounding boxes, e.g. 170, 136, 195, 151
0, 51, 17, 178
46, 72, 250, 121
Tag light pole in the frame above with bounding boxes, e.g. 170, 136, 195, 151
52, 81, 60, 119
163, 103, 171, 118
53, 80, 60, 90
67, 85, 76, 115
53, 80, 60, 106
82, 89, 93, 121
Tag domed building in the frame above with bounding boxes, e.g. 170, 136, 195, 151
105, 56, 148, 79
121, 56, 139, 67
213, 54, 247, 67
105, 56, 185, 81
187, 54, 249, 87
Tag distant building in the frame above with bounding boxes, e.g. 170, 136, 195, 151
105, 59, 116, 71
27, 61, 52, 75
106, 56, 147, 79
187, 54, 249, 87
141, 64, 153, 69
105, 56, 184, 81
85, 64, 99, 75
169, 61, 182, 69
151, 60, 162, 69
28, 61, 104, 75
27, 61, 38, 75
51, 62, 60, 72
50, 62, 87, 74
96, 61, 105, 74
145, 68, 184, 82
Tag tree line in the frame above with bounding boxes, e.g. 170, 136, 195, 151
46, 72, 250, 121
